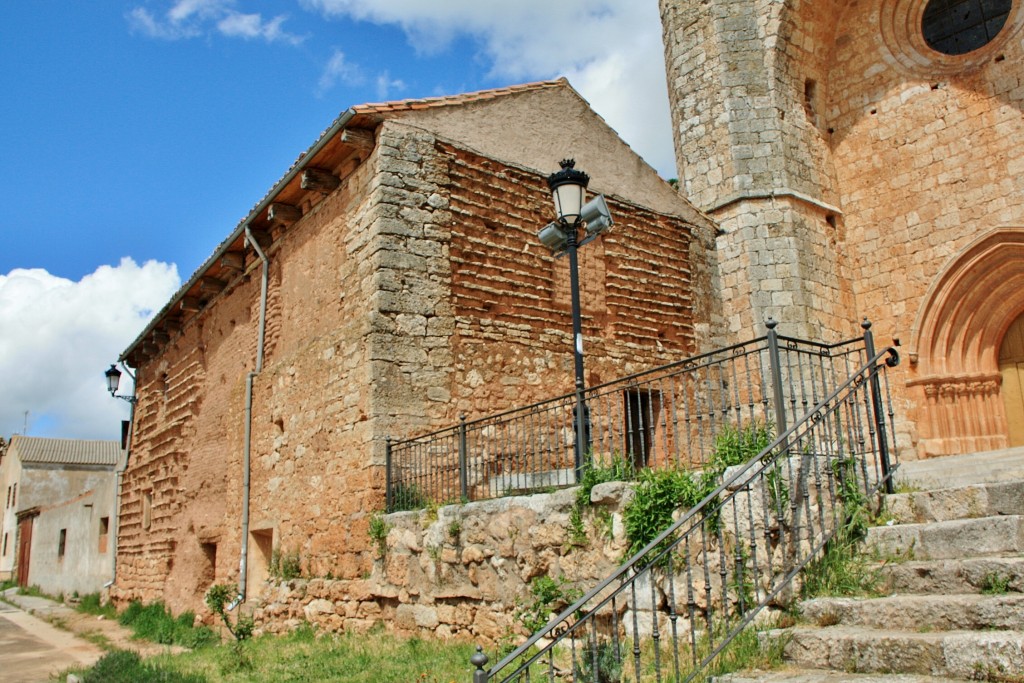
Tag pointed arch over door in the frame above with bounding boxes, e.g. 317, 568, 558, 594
909, 227, 1024, 457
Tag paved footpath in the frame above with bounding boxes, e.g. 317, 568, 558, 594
0, 591, 103, 683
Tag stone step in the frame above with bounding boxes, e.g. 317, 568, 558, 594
714, 670, 973, 683
867, 515, 1024, 560
880, 556, 1024, 595
885, 481, 1024, 524
779, 626, 1024, 679
896, 447, 1024, 489
799, 594, 1024, 632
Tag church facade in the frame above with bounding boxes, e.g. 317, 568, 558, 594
661, 0, 1024, 457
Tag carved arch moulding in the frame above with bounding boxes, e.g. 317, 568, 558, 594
908, 227, 1024, 457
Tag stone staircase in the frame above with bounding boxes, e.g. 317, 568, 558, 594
718, 447, 1024, 683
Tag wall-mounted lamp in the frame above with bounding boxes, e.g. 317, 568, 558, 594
105, 364, 137, 404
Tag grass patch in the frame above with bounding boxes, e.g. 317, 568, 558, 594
118, 601, 219, 648
77, 592, 118, 619
77, 650, 208, 683
71, 626, 479, 683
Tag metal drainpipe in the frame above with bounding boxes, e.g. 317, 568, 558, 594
233, 226, 269, 608
107, 364, 137, 589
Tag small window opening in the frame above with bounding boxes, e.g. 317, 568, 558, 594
58, 529, 67, 559
2, 532, 7, 556
624, 389, 662, 469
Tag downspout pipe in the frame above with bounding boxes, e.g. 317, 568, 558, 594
107, 363, 136, 589
233, 226, 270, 609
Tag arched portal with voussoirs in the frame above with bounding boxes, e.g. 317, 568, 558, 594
909, 228, 1024, 457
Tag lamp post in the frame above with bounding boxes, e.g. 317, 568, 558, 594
104, 364, 137, 404
539, 160, 614, 481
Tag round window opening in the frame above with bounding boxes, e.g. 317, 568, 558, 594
922, 0, 1013, 55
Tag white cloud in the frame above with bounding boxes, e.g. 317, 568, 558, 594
217, 12, 305, 45
0, 259, 180, 441
317, 49, 365, 95
375, 71, 406, 100
129, 1, 304, 45
300, 0, 677, 176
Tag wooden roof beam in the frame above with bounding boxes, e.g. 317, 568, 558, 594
341, 128, 374, 157
220, 252, 245, 272
199, 277, 227, 294
180, 296, 202, 312
301, 167, 341, 194
268, 202, 301, 227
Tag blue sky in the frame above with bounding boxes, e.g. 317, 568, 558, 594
0, 1, 674, 440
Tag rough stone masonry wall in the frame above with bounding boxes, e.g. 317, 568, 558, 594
251, 484, 632, 642
660, 0, 854, 343
825, 0, 1024, 453
249, 461, 815, 645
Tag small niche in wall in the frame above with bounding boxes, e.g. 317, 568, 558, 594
200, 542, 217, 591
803, 79, 818, 126
142, 492, 153, 531
58, 529, 67, 559
99, 516, 109, 554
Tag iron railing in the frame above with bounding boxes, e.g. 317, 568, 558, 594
469, 336, 900, 682
386, 319, 890, 511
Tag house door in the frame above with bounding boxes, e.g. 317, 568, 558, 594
16, 515, 33, 587
1000, 313, 1024, 447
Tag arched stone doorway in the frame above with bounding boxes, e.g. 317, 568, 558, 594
909, 227, 1024, 457
1000, 313, 1024, 447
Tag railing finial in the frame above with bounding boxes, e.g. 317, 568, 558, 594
765, 316, 778, 330
471, 646, 489, 682
861, 317, 872, 331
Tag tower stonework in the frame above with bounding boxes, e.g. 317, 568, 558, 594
661, 0, 1024, 457
660, 0, 854, 341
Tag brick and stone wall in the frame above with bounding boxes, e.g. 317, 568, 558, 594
114, 120, 715, 614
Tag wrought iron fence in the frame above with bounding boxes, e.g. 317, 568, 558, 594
470, 336, 900, 682
386, 319, 889, 512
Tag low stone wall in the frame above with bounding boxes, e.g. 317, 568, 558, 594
250, 482, 636, 643
248, 457, 838, 645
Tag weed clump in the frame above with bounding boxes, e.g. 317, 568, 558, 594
118, 600, 218, 648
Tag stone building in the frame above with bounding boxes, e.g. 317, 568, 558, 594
111, 80, 718, 611
660, 0, 1024, 457
0, 436, 120, 595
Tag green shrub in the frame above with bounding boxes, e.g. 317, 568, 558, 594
710, 422, 774, 470
623, 467, 706, 559
368, 513, 391, 556
205, 584, 254, 642
516, 574, 583, 634
568, 455, 633, 545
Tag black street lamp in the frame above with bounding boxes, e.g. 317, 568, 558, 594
540, 160, 613, 481
104, 364, 137, 404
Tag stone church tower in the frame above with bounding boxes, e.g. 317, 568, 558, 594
660, 0, 1024, 458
